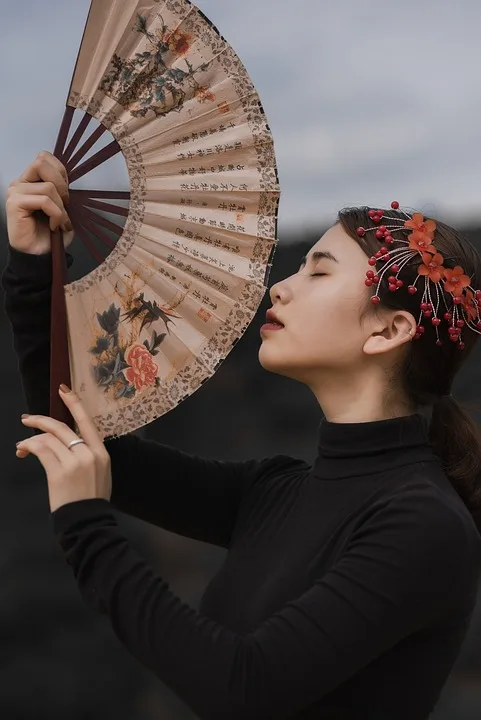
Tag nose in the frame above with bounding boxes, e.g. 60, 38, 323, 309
269, 275, 292, 305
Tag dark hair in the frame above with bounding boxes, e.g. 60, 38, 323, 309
339, 206, 481, 533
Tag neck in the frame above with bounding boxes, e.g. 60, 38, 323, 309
308, 375, 415, 423
312, 412, 436, 481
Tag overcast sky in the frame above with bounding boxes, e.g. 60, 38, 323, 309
1, 0, 481, 234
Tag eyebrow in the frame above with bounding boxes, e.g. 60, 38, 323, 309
299, 250, 339, 267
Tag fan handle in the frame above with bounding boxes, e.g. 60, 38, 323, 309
49, 228, 74, 428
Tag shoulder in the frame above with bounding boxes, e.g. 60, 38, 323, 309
352, 475, 481, 607
241, 454, 310, 502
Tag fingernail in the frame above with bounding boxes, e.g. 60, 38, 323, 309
21, 414, 30, 419
59, 384, 71, 393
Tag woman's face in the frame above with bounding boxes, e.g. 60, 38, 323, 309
258, 223, 400, 385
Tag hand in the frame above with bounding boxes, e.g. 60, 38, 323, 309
6, 151, 74, 256
16, 386, 112, 513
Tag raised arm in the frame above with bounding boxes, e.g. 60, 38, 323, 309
1, 152, 269, 547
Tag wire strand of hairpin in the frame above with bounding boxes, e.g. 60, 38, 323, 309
356, 202, 481, 349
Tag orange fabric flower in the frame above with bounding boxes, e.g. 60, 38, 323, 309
462, 289, 479, 322
443, 265, 471, 297
417, 252, 445, 283
408, 231, 436, 255
404, 213, 437, 240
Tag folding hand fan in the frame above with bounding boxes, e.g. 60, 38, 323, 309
47, 0, 280, 439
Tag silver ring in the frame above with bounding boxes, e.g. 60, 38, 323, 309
67, 438, 86, 450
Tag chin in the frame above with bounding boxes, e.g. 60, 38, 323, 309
258, 342, 299, 380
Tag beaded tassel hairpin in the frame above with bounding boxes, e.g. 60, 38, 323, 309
356, 201, 481, 350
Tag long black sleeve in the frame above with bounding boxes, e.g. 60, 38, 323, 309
1, 246, 266, 547
50, 485, 475, 720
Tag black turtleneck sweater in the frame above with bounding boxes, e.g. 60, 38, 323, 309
2, 246, 481, 720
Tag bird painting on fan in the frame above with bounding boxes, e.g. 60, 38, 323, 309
100, 13, 215, 119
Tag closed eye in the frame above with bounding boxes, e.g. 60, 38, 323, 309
311, 273, 326, 277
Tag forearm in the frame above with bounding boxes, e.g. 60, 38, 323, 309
2, 247, 71, 416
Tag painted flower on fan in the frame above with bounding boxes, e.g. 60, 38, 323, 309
443, 265, 471, 297
194, 86, 215, 103
404, 213, 437, 241
164, 29, 192, 56
417, 251, 445, 283
124, 344, 159, 392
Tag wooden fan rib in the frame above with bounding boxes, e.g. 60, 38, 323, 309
68, 213, 109, 265
61, 112, 92, 165
73, 202, 125, 237
70, 206, 117, 251
78, 197, 129, 217
53, 106, 75, 160
69, 189, 130, 200
68, 139, 122, 184
66, 124, 107, 173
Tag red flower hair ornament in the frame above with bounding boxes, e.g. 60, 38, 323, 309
356, 202, 481, 350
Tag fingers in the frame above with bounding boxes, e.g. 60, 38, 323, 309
6, 193, 71, 233
16, 151, 69, 206
58, 387, 107, 454
16, 433, 71, 473
20, 414, 90, 454
7, 182, 72, 232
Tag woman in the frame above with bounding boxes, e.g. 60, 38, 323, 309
3, 151, 481, 720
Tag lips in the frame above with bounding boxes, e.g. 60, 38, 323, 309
265, 309, 284, 327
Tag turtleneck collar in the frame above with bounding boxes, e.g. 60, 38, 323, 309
312, 412, 437, 480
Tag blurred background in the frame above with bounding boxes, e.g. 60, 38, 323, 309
1, 0, 481, 718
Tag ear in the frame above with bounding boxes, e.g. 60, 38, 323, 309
362, 311, 416, 356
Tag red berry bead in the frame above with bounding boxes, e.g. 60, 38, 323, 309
371, 296, 381, 305
366, 270, 375, 279
376, 229, 384, 239
356, 227, 366, 237
391, 201, 400, 209
432, 318, 441, 326
456, 319, 465, 328
368, 210, 376, 219
391, 264, 400, 273
396, 280, 404, 288
458, 342, 465, 350
368, 258, 377, 266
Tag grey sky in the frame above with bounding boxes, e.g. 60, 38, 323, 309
1, 0, 481, 233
